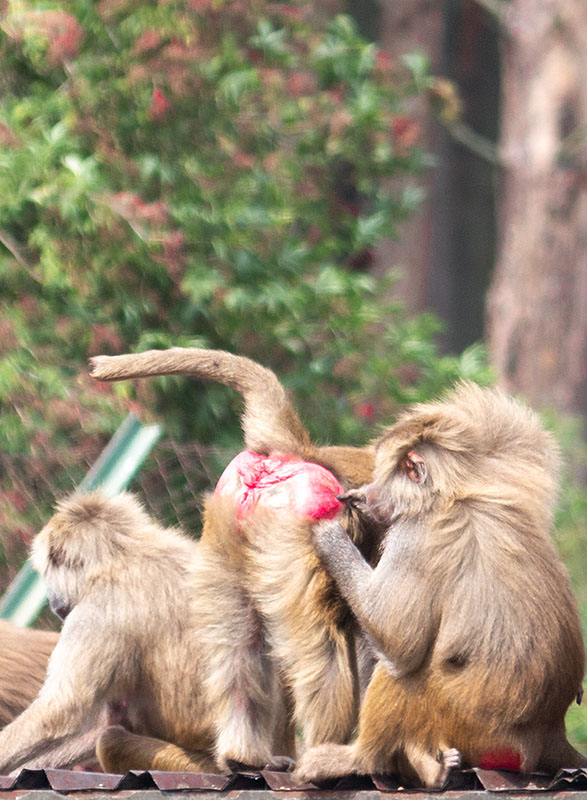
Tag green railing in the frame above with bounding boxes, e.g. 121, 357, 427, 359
0, 414, 163, 627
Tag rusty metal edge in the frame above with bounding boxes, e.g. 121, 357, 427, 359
2, 767, 587, 795
1, 792, 587, 800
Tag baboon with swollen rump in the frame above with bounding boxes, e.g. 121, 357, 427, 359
90, 347, 379, 770
0, 492, 224, 775
293, 383, 587, 788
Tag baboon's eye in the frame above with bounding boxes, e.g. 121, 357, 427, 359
401, 451, 428, 485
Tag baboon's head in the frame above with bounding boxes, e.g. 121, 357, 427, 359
369, 382, 559, 524
31, 492, 150, 616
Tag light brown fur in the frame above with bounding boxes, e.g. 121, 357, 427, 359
0, 621, 105, 771
89, 347, 375, 487
0, 621, 58, 728
89, 347, 379, 769
0, 493, 225, 775
294, 382, 586, 788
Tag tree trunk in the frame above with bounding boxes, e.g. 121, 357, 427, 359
374, 0, 445, 315
487, 0, 587, 417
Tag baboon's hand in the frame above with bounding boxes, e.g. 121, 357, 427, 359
337, 488, 388, 525
337, 489, 369, 515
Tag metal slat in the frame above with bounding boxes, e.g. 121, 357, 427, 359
0, 414, 163, 627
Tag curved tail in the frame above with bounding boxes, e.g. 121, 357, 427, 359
89, 348, 374, 487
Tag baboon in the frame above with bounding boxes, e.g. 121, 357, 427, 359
0, 492, 230, 776
292, 382, 587, 788
0, 621, 58, 728
89, 347, 379, 770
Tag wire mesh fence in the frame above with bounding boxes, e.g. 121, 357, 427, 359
0, 439, 237, 601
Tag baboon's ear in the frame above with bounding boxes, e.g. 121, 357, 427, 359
402, 451, 428, 484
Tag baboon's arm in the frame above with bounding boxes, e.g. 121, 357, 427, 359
0, 617, 117, 774
313, 518, 435, 676
16, 723, 104, 773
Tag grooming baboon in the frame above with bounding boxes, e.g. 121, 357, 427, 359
0, 621, 58, 728
89, 347, 379, 769
0, 492, 237, 775
292, 382, 587, 788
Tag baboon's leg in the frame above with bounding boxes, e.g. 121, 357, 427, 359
96, 726, 216, 773
272, 688, 297, 760
194, 542, 282, 771
354, 665, 437, 775
403, 742, 461, 790
535, 725, 587, 771
208, 601, 281, 771
245, 513, 359, 748
294, 743, 357, 783
297, 664, 439, 785
286, 627, 358, 747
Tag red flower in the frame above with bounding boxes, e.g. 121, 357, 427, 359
348, 248, 375, 271
391, 115, 420, 153
354, 403, 375, 421
189, 0, 213, 10
233, 152, 255, 169
268, 4, 305, 21
287, 71, 317, 98
133, 29, 162, 56
149, 88, 172, 121
374, 49, 395, 77
47, 12, 84, 64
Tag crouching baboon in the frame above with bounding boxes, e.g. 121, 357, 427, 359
0, 492, 229, 775
294, 382, 587, 788
89, 347, 380, 769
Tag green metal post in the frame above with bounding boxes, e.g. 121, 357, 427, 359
0, 414, 163, 627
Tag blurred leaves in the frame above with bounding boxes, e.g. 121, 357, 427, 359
0, 0, 491, 551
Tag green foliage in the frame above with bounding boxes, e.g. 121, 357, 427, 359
0, 0, 491, 550
0, 0, 486, 453
544, 411, 587, 753
0, 0, 584, 752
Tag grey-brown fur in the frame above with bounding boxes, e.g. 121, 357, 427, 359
295, 382, 586, 788
0, 622, 57, 729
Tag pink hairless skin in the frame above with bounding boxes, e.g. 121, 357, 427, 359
215, 451, 343, 522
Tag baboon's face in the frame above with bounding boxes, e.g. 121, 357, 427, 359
30, 513, 88, 617
47, 588, 71, 619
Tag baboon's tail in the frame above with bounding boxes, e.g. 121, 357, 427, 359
90, 347, 374, 486
90, 347, 315, 459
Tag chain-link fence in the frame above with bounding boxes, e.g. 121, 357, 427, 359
0, 439, 237, 603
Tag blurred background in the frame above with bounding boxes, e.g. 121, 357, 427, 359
0, 0, 585, 749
